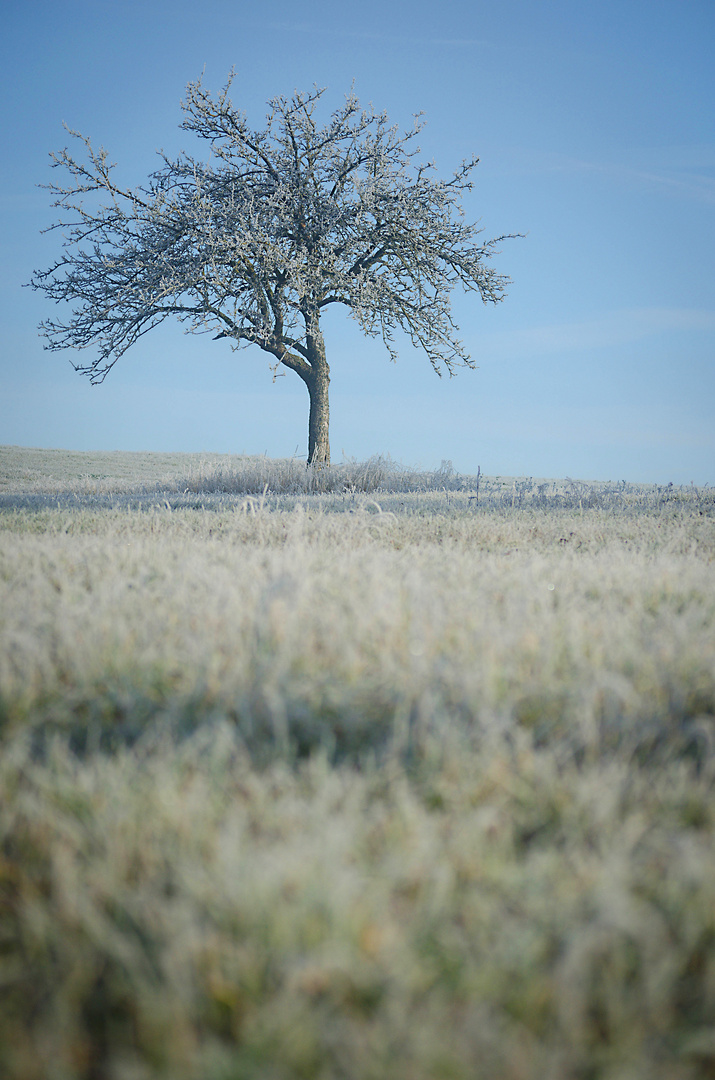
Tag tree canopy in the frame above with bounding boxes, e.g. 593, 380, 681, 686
30, 73, 515, 463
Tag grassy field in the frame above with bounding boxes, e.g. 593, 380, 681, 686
1, 446, 714, 1080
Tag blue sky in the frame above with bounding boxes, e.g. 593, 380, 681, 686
2, 0, 714, 482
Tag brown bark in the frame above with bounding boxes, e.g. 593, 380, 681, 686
307, 366, 330, 465
305, 320, 330, 466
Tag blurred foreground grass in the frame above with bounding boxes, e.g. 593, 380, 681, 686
1, 447, 714, 1079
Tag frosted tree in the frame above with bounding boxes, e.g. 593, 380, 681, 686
30, 74, 515, 464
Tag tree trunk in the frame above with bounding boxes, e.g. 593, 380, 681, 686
307, 363, 330, 465
305, 319, 330, 465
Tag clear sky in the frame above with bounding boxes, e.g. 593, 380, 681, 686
2, 0, 714, 482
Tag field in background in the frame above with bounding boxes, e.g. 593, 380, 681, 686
0, 442, 677, 503
1, 446, 714, 1080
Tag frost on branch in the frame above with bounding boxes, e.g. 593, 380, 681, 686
29, 73, 516, 463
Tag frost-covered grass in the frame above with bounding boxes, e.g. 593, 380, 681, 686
1, 447, 714, 1079
0, 445, 456, 498
0, 443, 693, 507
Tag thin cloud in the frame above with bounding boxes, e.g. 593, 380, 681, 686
591, 160, 715, 205
491, 147, 715, 206
265, 21, 495, 49
483, 308, 715, 359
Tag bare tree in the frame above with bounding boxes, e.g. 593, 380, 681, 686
30, 74, 516, 464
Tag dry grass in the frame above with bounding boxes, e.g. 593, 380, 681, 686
1, 447, 714, 1079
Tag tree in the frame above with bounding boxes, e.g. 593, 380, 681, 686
30, 74, 515, 465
